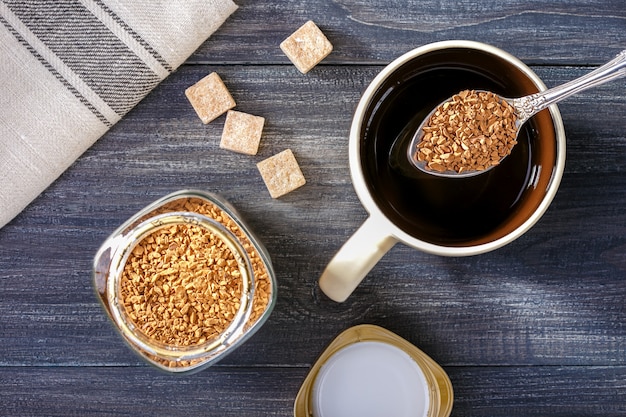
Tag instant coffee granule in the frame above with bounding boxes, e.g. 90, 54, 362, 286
120, 223, 244, 347
416, 89, 518, 173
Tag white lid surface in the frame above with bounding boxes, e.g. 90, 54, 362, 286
311, 341, 429, 417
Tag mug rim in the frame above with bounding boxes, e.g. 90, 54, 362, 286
349, 40, 566, 256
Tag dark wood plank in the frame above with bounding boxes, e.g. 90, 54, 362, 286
451, 365, 626, 416
0, 366, 625, 417
196, 0, 626, 65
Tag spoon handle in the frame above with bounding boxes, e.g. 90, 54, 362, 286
512, 49, 626, 123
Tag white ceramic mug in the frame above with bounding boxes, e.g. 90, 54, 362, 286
319, 41, 566, 302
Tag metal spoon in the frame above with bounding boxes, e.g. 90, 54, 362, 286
406, 49, 626, 179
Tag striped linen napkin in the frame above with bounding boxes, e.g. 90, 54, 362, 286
0, 0, 238, 228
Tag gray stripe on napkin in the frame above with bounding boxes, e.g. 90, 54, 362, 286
89, 0, 173, 73
0, 14, 112, 127
4, 0, 161, 119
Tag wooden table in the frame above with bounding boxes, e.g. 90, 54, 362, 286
1, 1, 625, 415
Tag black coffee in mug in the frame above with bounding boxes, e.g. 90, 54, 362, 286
319, 42, 565, 302
360, 48, 558, 247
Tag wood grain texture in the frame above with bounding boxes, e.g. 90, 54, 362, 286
0, 366, 625, 416
196, 0, 626, 65
1, 1, 625, 416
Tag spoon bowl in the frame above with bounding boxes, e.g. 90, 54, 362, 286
406, 49, 626, 178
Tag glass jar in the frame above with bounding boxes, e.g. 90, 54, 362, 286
93, 190, 277, 373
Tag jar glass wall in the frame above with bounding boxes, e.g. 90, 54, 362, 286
93, 190, 277, 374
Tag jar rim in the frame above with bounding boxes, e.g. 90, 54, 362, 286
106, 211, 255, 362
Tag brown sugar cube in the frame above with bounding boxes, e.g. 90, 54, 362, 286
219, 110, 265, 155
185, 72, 236, 124
257, 149, 306, 198
280, 20, 333, 74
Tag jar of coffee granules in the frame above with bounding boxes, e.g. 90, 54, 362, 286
94, 190, 277, 373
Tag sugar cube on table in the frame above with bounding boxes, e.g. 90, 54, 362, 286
185, 72, 236, 124
280, 20, 333, 74
257, 149, 306, 198
220, 110, 265, 155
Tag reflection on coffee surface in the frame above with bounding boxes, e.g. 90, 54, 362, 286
362, 63, 556, 246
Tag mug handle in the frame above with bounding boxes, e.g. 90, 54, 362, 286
319, 216, 397, 302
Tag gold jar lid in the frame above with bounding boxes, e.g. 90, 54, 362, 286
294, 324, 453, 417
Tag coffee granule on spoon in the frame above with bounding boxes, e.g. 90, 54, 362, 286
416, 90, 518, 173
